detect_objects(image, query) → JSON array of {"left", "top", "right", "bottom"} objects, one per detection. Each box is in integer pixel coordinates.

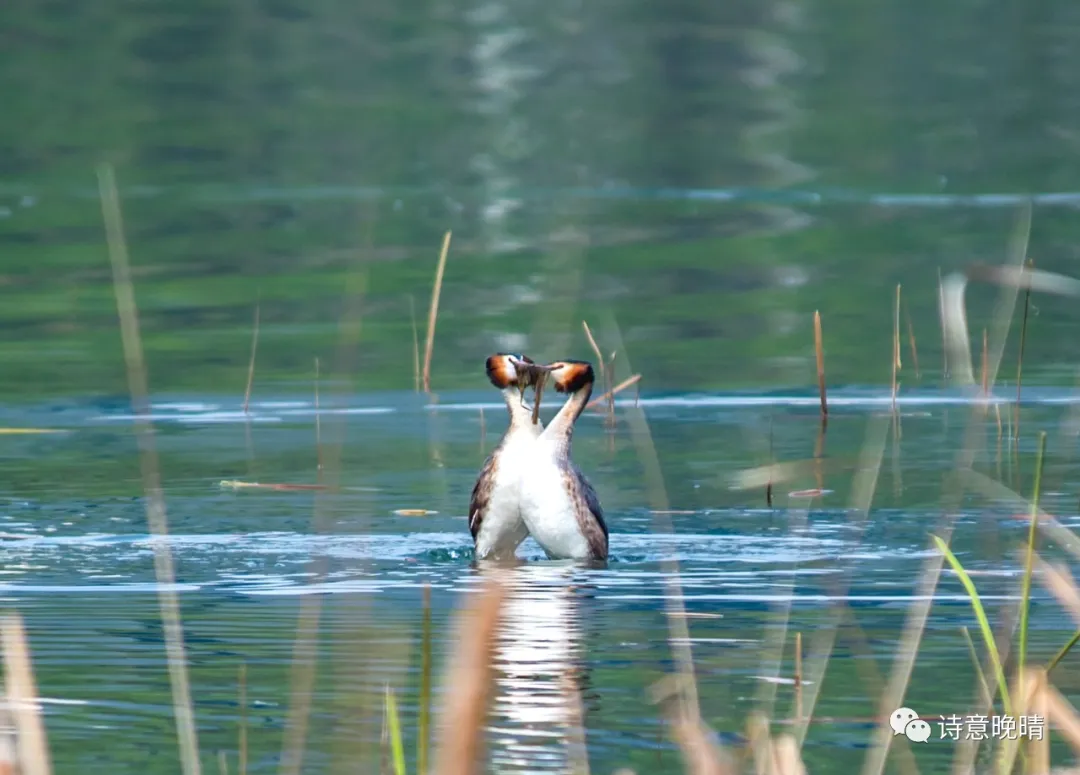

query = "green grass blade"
[
  {"left": 1018, "top": 431, "right": 1047, "bottom": 685},
  {"left": 932, "top": 534, "right": 1012, "bottom": 717},
  {"left": 960, "top": 627, "right": 992, "bottom": 707},
  {"left": 1046, "top": 629, "right": 1080, "bottom": 674},
  {"left": 384, "top": 685, "right": 406, "bottom": 775},
  {"left": 418, "top": 585, "right": 432, "bottom": 775}
]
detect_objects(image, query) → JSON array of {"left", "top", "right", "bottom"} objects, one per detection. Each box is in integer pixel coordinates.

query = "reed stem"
[
  {"left": 1018, "top": 431, "right": 1047, "bottom": 692},
  {"left": 409, "top": 295, "right": 420, "bottom": 393},
  {"left": 419, "top": 584, "right": 432, "bottom": 775},
  {"left": 243, "top": 301, "right": 260, "bottom": 414},
  {"left": 98, "top": 162, "right": 203, "bottom": 775},
  {"left": 814, "top": 310, "right": 827, "bottom": 426},
  {"left": 238, "top": 662, "right": 248, "bottom": 775},
  {"left": 903, "top": 298, "right": 920, "bottom": 380},
  {"left": 422, "top": 232, "right": 452, "bottom": 393},
  {"left": 1015, "top": 258, "right": 1034, "bottom": 446},
  {"left": 891, "top": 284, "right": 901, "bottom": 409}
]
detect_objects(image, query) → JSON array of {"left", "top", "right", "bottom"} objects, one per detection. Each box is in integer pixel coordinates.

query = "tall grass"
[{"left": 98, "top": 162, "right": 203, "bottom": 775}]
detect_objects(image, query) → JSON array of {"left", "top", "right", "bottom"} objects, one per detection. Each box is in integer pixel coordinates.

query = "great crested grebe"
[
  {"left": 518, "top": 359, "right": 608, "bottom": 562},
  {"left": 469, "top": 353, "right": 545, "bottom": 560}
]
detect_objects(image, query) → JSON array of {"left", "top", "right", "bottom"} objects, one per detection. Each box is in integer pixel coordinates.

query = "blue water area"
[{"left": 1, "top": 388, "right": 1078, "bottom": 772}]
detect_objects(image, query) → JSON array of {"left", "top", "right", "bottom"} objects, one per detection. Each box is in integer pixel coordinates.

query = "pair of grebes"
[{"left": 469, "top": 354, "right": 609, "bottom": 563}]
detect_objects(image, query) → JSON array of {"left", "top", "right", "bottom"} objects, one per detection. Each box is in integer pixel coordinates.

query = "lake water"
[
  {"left": 3, "top": 390, "right": 1080, "bottom": 773},
  {"left": 5, "top": 0, "right": 1080, "bottom": 772}
]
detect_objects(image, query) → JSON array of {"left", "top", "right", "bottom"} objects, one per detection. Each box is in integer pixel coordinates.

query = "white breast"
[
  {"left": 473, "top": 432, "right": 536, "bottom": 559},
  {"left": 518, "top": 439, "right": 591, "bottom": 560}
]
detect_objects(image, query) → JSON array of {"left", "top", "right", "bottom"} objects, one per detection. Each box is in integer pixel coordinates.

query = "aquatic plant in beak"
[{"left": 511, "top": 359, "right": 553, "bottom": 425}]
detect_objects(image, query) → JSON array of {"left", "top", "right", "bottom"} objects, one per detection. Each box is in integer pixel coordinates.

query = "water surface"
[{"left": 3, "top": 389, "right": 1080, "bottom": 772}]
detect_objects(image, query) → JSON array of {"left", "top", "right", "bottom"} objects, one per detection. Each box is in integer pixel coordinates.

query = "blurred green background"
[
  {"left": 3, "top": 0, "right": 1080, "bottom": 401},
  {"left": 5, "top": 4, "right": 1080, "bottom": 774}
]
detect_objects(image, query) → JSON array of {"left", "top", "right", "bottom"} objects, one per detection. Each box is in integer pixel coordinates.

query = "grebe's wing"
[
  {"left": 468, "top": 452, "right": 498, "bottom": 540},
  {"left": 565, "top": 462, "right": 608, "bottom": 558}
]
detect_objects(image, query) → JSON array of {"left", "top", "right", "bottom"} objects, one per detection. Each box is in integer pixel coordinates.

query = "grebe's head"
[
  {"left": 485, "top": 353, "right": 536, "bottom": 390},
  {"left": 547, "top": 360, "right": 595, "bottom": 393}
]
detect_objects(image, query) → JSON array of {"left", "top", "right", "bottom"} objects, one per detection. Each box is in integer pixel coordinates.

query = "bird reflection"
[{"left": 482, "top": 561, "right": 598, "bottom": 772}]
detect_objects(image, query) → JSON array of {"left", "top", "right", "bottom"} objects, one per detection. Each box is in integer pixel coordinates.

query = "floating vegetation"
[
  {"left": 586, "top": 374, "right": 642, "bottom": 412},
  {"left": 219, "top": 480, "right": 328, "bottom": 492}
]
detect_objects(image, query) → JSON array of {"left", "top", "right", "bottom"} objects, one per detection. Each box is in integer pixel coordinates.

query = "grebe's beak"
[{"left": 510, "top": 361, "right": 553, "bottom": 424}]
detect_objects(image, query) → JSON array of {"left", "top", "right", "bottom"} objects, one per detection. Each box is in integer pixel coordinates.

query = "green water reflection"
[{"left": 4, "top": 0, "right": 1080, "bottom": 772}]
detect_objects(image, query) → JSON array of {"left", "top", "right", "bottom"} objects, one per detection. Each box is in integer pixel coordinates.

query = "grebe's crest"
[
  {"left": 549, "top": 360, "right": 594, "bottom": 393},
  {"left": 486, "top": 353, "right": 535, "bottom": 389}
]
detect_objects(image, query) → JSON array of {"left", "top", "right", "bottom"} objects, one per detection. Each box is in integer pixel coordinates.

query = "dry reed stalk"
[
  {"left": 605, "top": 351, "right": 617, "bottom": 430},
  {"left": 771, "top": 735, "right": 808, "bottom": 775},
  {"left": 938, "top": 267, "right": 949, "bottom": 379},
  {"left": 562, "top": 671, "right": 591, "bottom": 775},
  {"left": 793, "top": 632, "right": 803, "bottom": 726},
  {"left": 379, "top": 695, "right": 389, "bottom": 774},
  {"left": 586, "top": 374, "right": 642, "bottom": 411},
  {"left": 903, "top": 298, "right": 920, "bottom": 379},
  {"left": 837, "top": 605, "right": 923, "bottom": 775},
  {"left": 891, "top": 284, "right": 901, "bottom": 409},
  {"left": 283, "top": 265, "right": 368, "bottom": 773},
  {"left": 813, "top": 311, "right": 827, "bottom": 425},
  {"left": 796, "top": 417, "right": 889, "bottom": 750},
  {"left": 602, "top": 318, "right": 702, "bottom": 721},
  {"left": 877, "top": 208, "right": 1032, "bottom": 775},
  {"left": 963, "top": 467, "right": 1080, "bottom": 560},
  {"left": 409, "top": 295, "right": 420, "bottom": 393},
  {"left": 422, "top": 232, "right": 452, "bottom": 393},
  {"left": 243, "top": 301, "right": 260, "bottom": 414},
  {"left": 315, "top": 357, "right": 322, "bottom": 478},
  {"left": 1030, "top": 669, "right": 1051, "bottom": 773},
  {"left": 890, "top": 409, "right": 903, "bottom": 498},
  {"left": 238, "top": 662, "right": 248, "bottom": 775},
  {"left": 479, "top": 407, "right": 486, "bottom": 456},
  {"left": 278, "top": 587, "right": 324, "bottom": 775},
  {"left": 98, "top": 163, "right": 202, "bottom": 775},
  {"left": 1015, "top": 257, "right": 1034, "bottom": 447},
  {"left": 432, "top": 576, "right": 506, "bottom": 775},
  {"left": 582, "top": 321, "right": 617, "bottom": 427},
  {"left": 1, "top": 614, "right": 51, "bottom": 775},
  {"left": 993, "top": 665, "right": 1042, "bottom": 775},
  {"left": 582, "top": 320, "right": 605, "bottom": 383},
  {"left": 981, "top": 329, "right": 989, "bottom": 399},
  {"left": 1033, "top": 556, "right": 1080, "bottom": 626},
  {"left": 813, "top": 421, "right": 825, "bottom": 494},
  {"left": 729, "top": 458, "right": 855, "bottom": 491},
  {"left": 1045, "top": 681, "right": 1080, "bottom": 757},
  {"left": 418, "top": 584, "right": 433, "bottom": 775},
  {"left": 861, "top": 556, "right": 949, "bottom": 775},
  {"left": 753, "top": 492, "right": 813, "bottom": 720},
  {"left": 767, "top": 415, "right": 774, "bottom": 508},
  {"left": 217, "top": 751, "right": 230, "bottom": 775},
  {"left": 0, "top": 700, "right": 15, "bottom": 775},
  {"left": 667, "top": 709, "right": 734, "bottom": 775},
  {"left": 746, "top": 713, "right": 773, "bottom": 775}
]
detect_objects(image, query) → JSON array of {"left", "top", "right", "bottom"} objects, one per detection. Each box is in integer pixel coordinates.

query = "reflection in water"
[{"left": 487, "top": 562, "right": 595, "bottom": 772}]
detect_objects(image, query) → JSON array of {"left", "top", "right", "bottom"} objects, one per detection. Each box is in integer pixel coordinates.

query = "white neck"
[
  {"left": 501, "top": 387, "right": 533, "bottom": 430},
  {"left": 541, "top": 382, "right": 593, "bottom": 456}
]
